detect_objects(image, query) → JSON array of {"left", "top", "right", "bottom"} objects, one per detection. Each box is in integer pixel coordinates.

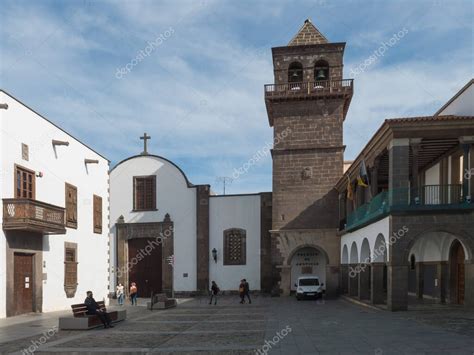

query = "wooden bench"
[
  {"left": 147, "top": 293, "right": 177, "bottom": 310},
  {"left": 59, "top": 301, "right": 126, "bottom": 330}
]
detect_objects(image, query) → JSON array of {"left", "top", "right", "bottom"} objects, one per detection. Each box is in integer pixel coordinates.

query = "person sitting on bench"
[{"left": 84, "top": 291, "right": 114, "bottom": 329}]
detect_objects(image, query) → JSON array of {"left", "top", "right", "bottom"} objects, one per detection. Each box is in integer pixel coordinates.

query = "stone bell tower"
[{"left": 264, "top": 19, "right": 353, "bottom": 296}]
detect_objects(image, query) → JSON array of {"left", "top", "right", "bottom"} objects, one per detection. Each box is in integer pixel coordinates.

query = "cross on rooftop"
[{"left": 140, "top": 133, "right": 151, "bottom": 155}]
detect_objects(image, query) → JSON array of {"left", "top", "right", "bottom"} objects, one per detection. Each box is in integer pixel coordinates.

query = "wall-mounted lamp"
[
  {"left": 36, "top": 171, "right": 44, "bottom": 178},
  {"left": 211, "top": 248, "right": 217, "bottom": 263},
  {"left": 0, "top": 103, "right": 8, "bottom": 110}
]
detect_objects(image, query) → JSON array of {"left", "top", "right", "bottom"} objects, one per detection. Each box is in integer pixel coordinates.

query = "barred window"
[
  {"left": 65, "top": 183, "right": 77, "bottom": 229},
  {"left": 93, "top": 195, "right": 102, "bottom": 234},
  {"left": 133, "top": 176, "right": 156, "bottom": 211},
  {"left": 223, "top": 228, "right": 246, "bottom": 265}
]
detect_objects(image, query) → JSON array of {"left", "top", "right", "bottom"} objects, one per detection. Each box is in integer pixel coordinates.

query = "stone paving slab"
[{"left": 1, "top": 297, "right": 474, "bottom": 354}]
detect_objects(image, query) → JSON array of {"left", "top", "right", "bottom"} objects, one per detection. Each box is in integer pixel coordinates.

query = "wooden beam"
[
  {"left": 52, "top": 139, "right": 69, "bottom": 146},
  {"left": 84, "top": 159, "right": 99, "bottom": 164}
]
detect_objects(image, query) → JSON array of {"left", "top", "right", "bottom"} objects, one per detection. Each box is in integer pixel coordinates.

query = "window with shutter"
[
  {"left": 223, "top": 228, "right": 246, "bottom": 265},
  {"left": 15, "top": 165, "right": 35, "bottom": 199},
  {"left": 65, "top": 183, "right": 78, "bottom": 228},
  {"left": 64, "top": 242, "right": 78, "bottom": 298},
  {"left": 93, "top": 195, "right": 102, "bottom": 234},
  {"left": 133, "top": 176, "right": 156, "bottom": 211}
]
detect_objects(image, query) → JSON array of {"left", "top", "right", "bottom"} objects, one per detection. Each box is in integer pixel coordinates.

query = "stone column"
[
  {"left": 371, "top": 262, "right": 385, "bottom": 304},
  {"left": 370, "top": 157, "right": 380, "bottom": 198},
  {"left": 348, "top": 264, "right": 359, "bottom": 297},
  {"left": 325, "top": 264, "right": 340, "bottom": 299},
  {"left": 410, "top": 139, "right": 421, "bottom": 203},
  {"left": 196, "top": 185, "right": 210, "bottom": 294},
  {"left": 279, "top": 265, "right": 292, "bottom": 296},
  {"left": 434, "top": 262, "right": 447, "bottom": 304},
  {"left": 416, "top": 262, "right": 424, "bottom": 299},
  {"left": 470, "top": 144, "right": 474, "bottom": 198},
  {"left": 387, "top": 265, "right": 408, "bottom": 311},
  {"left": 341, "top": 264, "right": 349, "bottom": 294},
  {"left": 461, "top": 143, "right": 471, "bottom": 201},
  {"left": 389, "top": 139, "right": 410, "bottom": 207},
  {"left": 115, "top": 221, "right": 128, "bottom": 290},
  {"left": 358, "top": 264, "right": 370, "bottom": 300}
]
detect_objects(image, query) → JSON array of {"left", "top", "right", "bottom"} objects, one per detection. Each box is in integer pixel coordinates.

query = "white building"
[
  {"left": 109, "top": 152, "right": 271, "bottom": 296},
  {"left": 0, "top": 90, "right": 110, "bottom": 318}
]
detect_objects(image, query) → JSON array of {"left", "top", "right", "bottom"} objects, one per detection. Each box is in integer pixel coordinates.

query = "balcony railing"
[
  {"left": 345, "top": 184, "right": 471, "bottom": 231},
  {"left": 264, "top": 79, "right": 353, "bottom": 99},
  {"left": 2, "top": 198, "right": 66, "bottom": 234}
]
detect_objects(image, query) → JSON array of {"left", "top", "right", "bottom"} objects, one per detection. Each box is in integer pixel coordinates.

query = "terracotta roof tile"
[{"left": 288, "top": 19, "right": 328, "bottom": 46}]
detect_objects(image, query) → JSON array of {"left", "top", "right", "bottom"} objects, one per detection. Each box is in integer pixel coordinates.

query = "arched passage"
[
  {"left": 373, "top": 234, "right": 387, "bottom": 262},
  {"left": 288, "top": 246, "right": 328, "bottom": 292},
  {"left": 350, "top": 242, "right": 358, "bottom": 264},
  {"left": 341, "top": 245, "right": 349, "bottom": 264},
  {"left": 371, "top": 233, "right": 387, "bottom": 305},
  {"left": 404, "top": 231, "right": 471, "bottom": 308},
  {"left": 358, "top": 239, "right": 371, "bottom": 300},
  {"left": 348, "top": 242, "right": 359, "bottom": 296},
  {"left": 341, "top": 245, "right": 349, "bottom": 294}
]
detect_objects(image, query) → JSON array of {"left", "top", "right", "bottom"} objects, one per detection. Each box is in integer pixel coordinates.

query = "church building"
[
  {"left": 109, "top": 148, "right": 272, "bottom": 296},
  {"left": 109, "top": 20, "right": 473, "bottom": 311}
]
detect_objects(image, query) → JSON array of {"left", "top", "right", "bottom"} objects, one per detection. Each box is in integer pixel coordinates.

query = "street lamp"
[{"left": 211, "top": 248, "right": 217, "bottom": 263}]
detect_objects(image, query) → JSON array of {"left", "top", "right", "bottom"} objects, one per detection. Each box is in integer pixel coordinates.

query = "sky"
[{"left": 1, "top": 0, "right": 472, "bottom": 194}]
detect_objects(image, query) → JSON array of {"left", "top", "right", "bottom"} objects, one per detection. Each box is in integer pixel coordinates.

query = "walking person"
[
  {"left": 130, "top": 282, "right": 138, "bottom": 306},
  {"left": 209, "top": 281, "right": 219, "bottom": 305},
  {"left": 243, "top": 279, "right": 252, "bottom": 304},
  {"left": 239, "top": 279, "right": 246, "bottom": 304},
  {"left": 116, "top": 283, "right": 124, "bottom": 306}
]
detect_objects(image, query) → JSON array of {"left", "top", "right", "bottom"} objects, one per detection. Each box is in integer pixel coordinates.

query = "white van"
[{"left": 294, "top": 276, "right": 324, "bottom": 300}]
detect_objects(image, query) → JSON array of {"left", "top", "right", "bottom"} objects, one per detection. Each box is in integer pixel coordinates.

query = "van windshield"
[{"left": 299, "top": 278, "right": 319, "bottom": 286}]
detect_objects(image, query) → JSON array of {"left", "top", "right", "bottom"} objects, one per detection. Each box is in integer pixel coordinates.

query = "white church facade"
[
  {"left": 109, "top": 152, "right": 272, "bottom": 296},
  {"left": 0, "top": 90, "right": 110, "bottom": 318}
]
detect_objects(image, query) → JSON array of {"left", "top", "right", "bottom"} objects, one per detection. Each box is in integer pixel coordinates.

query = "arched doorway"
[
  {"left": 128, "top": 238, "right": 162, "bottom": 298},
  {"left": 290, "top": 247, "right": 327, "bottom": 291},
  {"left": 449, "top": 240, "right": 465, "bottom": 304}
]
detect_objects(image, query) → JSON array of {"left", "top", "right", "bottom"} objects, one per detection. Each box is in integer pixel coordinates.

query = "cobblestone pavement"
[{"left": 0, "top": 296, "right": 473, "bottom": 354}]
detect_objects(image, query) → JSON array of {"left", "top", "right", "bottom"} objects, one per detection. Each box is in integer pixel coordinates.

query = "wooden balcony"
[
  {"left": 2, "top": 198, "right": 66, "bottom": 234},
  {"left": 264, "top": 79, "right": 353, "bottom": 100}
]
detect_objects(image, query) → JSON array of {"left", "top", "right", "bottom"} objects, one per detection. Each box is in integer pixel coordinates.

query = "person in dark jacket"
[
  {"left": 209, "top": 281, "right": 219, "bottom": 305},
  {"left": 84, "top": 291, "right": 113, "bottom": 328},
  {"left": 239, "top": 279, "right": 246, "bottom": 304},
  {"left": 243, "top": 279, "right": 251, "bottom": 304}
]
